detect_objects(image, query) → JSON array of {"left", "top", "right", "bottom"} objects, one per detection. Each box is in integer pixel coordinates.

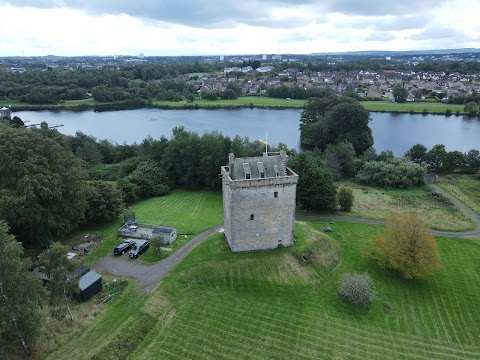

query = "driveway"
[{"left": 94, "top": 225, "right": 223, "bottom": 292}]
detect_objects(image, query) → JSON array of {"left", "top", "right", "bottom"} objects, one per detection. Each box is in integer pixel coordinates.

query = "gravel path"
[
  {"left": 95, "top": 184, "right": 479, "bottom": 292},
  {"left": 94, "top": 225, "right": 223, "bottom": 292}
]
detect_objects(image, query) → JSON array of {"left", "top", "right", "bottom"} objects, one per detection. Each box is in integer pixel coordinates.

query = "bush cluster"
[
  {"left": 338, "top": 272, "right": 375, "bottom": 308},
  {"left": 355, "top": 160, "right": 425, "bottom": 189}
]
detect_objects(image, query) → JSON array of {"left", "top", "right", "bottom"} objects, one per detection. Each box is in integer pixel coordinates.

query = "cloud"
[
  {"left": 2, "top": 0, "right": 441, "bottom": 29},
  {"left": 365, "top": 32, "right": 396, "bottom": 42},
  {"left": 409, "top": 27, "right": 459, "bottom": 40}
]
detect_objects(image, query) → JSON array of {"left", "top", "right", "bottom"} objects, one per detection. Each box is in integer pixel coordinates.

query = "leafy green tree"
[
  {"left": 464, "top": 149, "right": 480, "bottom": 173},
  {"left": 327, "top": 102, "right": 373, "bottom": 154},
  {"left": 0, "top": 221, "right": 47, "bottom": 354},
  {"left": 405, "top": 144, "right": 428, "bottom": 165},
  {"left": 117, "top": 179, "right": 141, "bottom": 205},
  {"left": 372, "top": 214, "right": 440, "bottom": 279},
  {"left": 221, "top": 88, "right": 238, "bottom": 100},
  {"left": 427, "top": 144, "right": 447, "bottom": 171},
  {"left": 323, "top": 142, "right": 356, "bottom": 179},
  {"left": 338, "top": 186, "right": 354, "bottom": 211},
  {"left": 226, "top": 82, "right": 242, "bottom": 97},
  {"left": 414, "top": 89, "right": 423, "bottom": 101},
  {"left": 126, "top": 161, "right": 171, "bottom": 198},
  {"left": 300, "top": 96, "right": 372, "bottom": 155},
  {"left": 393, "top": 84, "right": 409, "bottom": 103},
  {"left": 288, "top": 152, "right": 337, "bottom": 211},
  {"left": 84, "top": 181, "right": 124, "bottom": 224},
  {"left": 0, "top": 126, "right": 87, "bottom": 245},
  {"left": 464, "top": 101, "right": 478, "bottom": 117},
  {"left": 443, "top": 151, "right": 466, "bottom": 173},
  {"left": 38, "top": 242, "right": 76, "bottom": 320}
]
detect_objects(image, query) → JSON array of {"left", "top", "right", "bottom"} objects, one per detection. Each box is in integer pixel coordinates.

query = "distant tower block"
[
  {"left": 221, "top": 150, "right": 298, "bottom": 252},
  {"left": 220, "top": 55, "right": 225, "bottom": 61},
  {"left": 0, "top": 106, "right": 11, "bottom": 119}
]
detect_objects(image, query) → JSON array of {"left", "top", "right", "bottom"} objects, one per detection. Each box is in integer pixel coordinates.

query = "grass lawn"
[
  {"left": 361, "top": 101, "right": 464, "bottom": 114},
  {"left": 437, "top": 175, "right": 480, "bottom": 214},
  {"left": 75, "top": 189, "right": 223, "bottom": 264},
  {"left": 47, "top": 220, "right": 480, "bottom": 359},
  {"left": 333, "top": 181, "right": 475, "bottom": 232}
]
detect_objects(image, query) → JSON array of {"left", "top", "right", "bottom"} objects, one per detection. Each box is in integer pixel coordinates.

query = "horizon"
[{"left": 0, "top": 1, "right": 479, "bottom": 57}]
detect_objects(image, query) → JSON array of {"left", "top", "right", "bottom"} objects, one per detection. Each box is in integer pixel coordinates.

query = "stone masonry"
[{"left": 221, "top": 150, "right": 298, "bottom": 252}]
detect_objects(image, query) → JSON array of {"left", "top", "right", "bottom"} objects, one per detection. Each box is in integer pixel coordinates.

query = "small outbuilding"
[
  {"left": 79, "top": 270, "right": 102, "bottom": 301},
  {"left": 152, "top": 226, "right": 177, "bottom": 244}
]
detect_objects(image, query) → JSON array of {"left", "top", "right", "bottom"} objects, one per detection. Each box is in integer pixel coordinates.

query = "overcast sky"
[{"left": 1, "top": 0, "right": 479, "bottom": 57}]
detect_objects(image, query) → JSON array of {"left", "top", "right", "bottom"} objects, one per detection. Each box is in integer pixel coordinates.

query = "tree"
[
  {"left": 372, "top": 214, "right": 440, "bottom": 279},
  {"left": 0, "top": 221, "right": 47, "bottom": 354},
  {"left": 322, "top": 141, "right": 356, "bottom": 179},
  {"left": 84, "top": 181, "right": 124, "bottom": 224},
  {"left": 443, "top": 151, "right": 466, "bottom": 173},
  {"left": 405, "top": 144, "right": 428, "bottom": 165},
  {"left": 338, "top": 186, "right": 354, "bottom": 211},
  {"left": 393, "top": 84, "right": 409, "bottom": 103},
  {"left": 464, "top": 149, "right": 480, "bottom": 173},
  {"left": 38, "top": 242, "right": 76, "bottom": 321},
  {"left": 464, "top": 101, "right": 478, "bottom": 117},
  {"left": 288, "top": 152, "right": 337, "bottom": 211},
  {"left": 338, "top": 272, "right": 375, "bottom": 308},
  {"left": 300, "top": 96, "right": 373, "bottom": 155},
  {"left": 427, "top": 144, "right": 447, "bottom": 171},
  {"left": 414, "top": 89, "right": 423, "bottom": 101},
  {"left": 0, "top": 126, "right": 87, "bottom": 245}
]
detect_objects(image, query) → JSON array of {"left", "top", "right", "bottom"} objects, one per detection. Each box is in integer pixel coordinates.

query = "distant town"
[{"left": 2, "top": 50, "right": 480, "bottom": 105}]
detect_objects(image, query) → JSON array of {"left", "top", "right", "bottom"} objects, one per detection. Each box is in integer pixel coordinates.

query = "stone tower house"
[{"left": 221, "top": 150, "right": 298, "bottom": 252}]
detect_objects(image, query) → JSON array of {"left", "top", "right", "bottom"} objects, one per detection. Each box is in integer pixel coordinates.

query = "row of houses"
[{"left": 184, "top": 68, "right": 480, "bottom": 100}]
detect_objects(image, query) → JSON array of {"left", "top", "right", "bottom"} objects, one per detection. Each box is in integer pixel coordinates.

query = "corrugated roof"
[{"left": 79, "top": 270, "right": 102, "bottom": 291}]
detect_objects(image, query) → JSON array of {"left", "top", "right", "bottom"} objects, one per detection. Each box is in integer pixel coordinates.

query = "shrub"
[
  {"left": 338, "top": 272, "right": 375, "bottom": 308},
  {"left": 150, "top": 236, "right": 163, "bottom": 252},
  {"left": 355, "top": 160, "right": 426, "bottom": 189},
  {"left": 445, "top": 108, "right": 452, "bottom": 116},
  {"left": 338, "top": 186, "right": 354, "bottom": 211}
]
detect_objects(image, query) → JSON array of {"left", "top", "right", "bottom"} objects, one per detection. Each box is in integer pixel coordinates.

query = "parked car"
[
  {"left": 114, "top": 241, "right": 133, "bottom": 255},
  {"left": 129, "top": 240, "right": 149, "bottom": 258}
]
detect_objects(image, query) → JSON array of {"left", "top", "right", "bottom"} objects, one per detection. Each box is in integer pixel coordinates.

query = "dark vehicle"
[
  {"left": 129, "top": 240, "right": 149, "bottom": 258},
  {"left": 114, "top": 241, "right": 133, "bottom": 255}
]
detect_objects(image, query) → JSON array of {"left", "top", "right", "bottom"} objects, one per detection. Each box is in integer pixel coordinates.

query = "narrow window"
[
  {"left": 274, "top": 191, "right": 278, "bottom": 198},
  {"left": 246, "top": 173, "right": 251, "bottom": 179},
  {"left": 250, "top": 214, "right": 254, "bottom": 220},
  {"left": 260, "top": 172, "right": 265, "bottom": 178}
]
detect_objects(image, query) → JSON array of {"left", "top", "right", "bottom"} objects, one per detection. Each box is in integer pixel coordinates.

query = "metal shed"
[{"left": 79, "top": 270, "right": 102, "bottom": 301}]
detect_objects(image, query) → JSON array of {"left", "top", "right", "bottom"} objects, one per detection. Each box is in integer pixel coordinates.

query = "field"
[
  {"left": 79, "top": 189, "right": 223, "bottom": 263},
  {"left": 361, "top": 101, "right": 464, "bottom": 114},
  {"left": 47, "top": 220, "right": 480, "bottom": 359},
  {"left": 334, "top": 182, "right": 475, "bottom": 232},
  {"left": 437, "top": 175, "right": 480, "bottom": 214}
]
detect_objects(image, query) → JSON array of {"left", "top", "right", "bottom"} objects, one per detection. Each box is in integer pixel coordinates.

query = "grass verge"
[{"left": 437, "top": 175, "right": 480, "bottom": 214}]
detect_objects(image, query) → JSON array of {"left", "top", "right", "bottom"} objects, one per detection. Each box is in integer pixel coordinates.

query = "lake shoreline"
[{"left": 7, "top": 101, "right": 469, "bottom": 116}]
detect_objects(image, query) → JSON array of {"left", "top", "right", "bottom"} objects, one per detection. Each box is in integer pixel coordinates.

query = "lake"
[{"left": 13, "top": 108, "right": 480, "bottom": 156}]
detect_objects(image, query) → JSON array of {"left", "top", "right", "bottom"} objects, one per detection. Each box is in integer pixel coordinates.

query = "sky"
[{"left": 0, "top": 0, "right": 479, "bottom": 57}]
